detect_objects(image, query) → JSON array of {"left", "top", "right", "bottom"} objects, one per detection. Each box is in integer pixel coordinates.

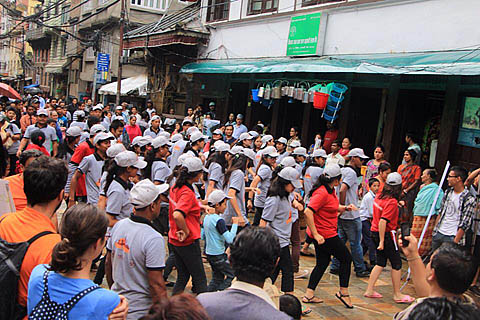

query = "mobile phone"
[{"left": 400, "top": 223, "right": 410, "bottom": 247}]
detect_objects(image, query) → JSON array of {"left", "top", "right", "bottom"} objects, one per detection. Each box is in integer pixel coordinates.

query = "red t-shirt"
[
  {"left": 306, "top": 185, "right": 339, "bottom": 239},
  {"left": 125, "top": 125, "right": 142, "bottom": 142},
  {"left": 70, "top": 140, "right": 95, "bottom": 197},
  {"left": 168, "top": 184, "right": 201, "bottom": 246},
  {"left": 25, "top": 143, "right": 50, "bottom": 156},
  {"left": 371, "top": 197, "right": 399, "bottom": 233},
  {"left": 323, "top": 129, "right": 338, "bottom": 154}
]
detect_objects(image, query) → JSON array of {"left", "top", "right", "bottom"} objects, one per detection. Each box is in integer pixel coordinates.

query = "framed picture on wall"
[{"left": 457, "top": 96, "right": 480, "bottom": 148}]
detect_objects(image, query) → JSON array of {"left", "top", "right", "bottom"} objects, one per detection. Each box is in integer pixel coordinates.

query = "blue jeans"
[
  {"left": 432, "top": 232, "right": 455, "bottom": 252},
  {"left": 207, "top": 253, "right": 235, "bottom": 292},
  {"left": 331, "top": 217, "right": 366, "bottom": 273}
]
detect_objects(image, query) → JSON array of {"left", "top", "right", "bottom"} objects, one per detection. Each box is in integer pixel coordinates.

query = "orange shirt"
[
  {"left": 4, "top": 174, "right": 27, "bottom": 212},
  {"left": 0, "top": 207, "right": 60, "bottom": 307}
]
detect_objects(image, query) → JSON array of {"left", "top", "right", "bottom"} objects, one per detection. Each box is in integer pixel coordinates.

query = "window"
[
  {"left": 62, "top": 38, "right": 67, "bottom": 56},
  {"left": 61, "top": 5, "right": 70, "bottom": 24},
  {"left": 206, "top": 0, "right": 229, "bottom": 22},
  {"left": 248, "top": 0, "right": 278, "bottom": 15},
  {"left": 131, "top": 0, "right": 165, "bottom": 10},
  {"left": 301, "top": 0, "right": 344, "bottom": 7},
  {"left": 83, "top": 0, "right": 93, "bottom": 13}
]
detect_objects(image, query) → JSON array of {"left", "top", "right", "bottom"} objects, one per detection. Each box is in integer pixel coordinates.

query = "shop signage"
[
  {"left": 96, "top": 53, "right": 110, "bottom": 84},
  {"left": 286, "top": 12, "right": 327, "bottom": 57},
  {"left": 457, "top": 96, "right": 480, "bottom": 148}
]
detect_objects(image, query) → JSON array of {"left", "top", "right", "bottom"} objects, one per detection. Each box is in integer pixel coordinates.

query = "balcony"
[{"left": 25, "top": 27, "right": 48, "bottom": 41}]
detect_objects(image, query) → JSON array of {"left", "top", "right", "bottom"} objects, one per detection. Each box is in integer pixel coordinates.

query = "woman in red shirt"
[
  {"left": 125, "top": 115, "right": 142, "bottom": 142},
  {"left": 169, "top": 157, "right": 208, "bottom": 295},
  {"left": 364, "top": 172, "right": 414, "bottom": 304},
  {"left": 303, "top": 164, "right": 357, "bottom": 309}
]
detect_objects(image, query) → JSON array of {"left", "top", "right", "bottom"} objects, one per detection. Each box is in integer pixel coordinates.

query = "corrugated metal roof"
[{"left": 125, "top": 2, "right": 201, "bottom": 38}]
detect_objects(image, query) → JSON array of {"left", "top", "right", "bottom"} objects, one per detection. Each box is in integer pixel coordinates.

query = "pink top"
[{"left": 125, "top": 125, "right": 142, "bottom": 142}]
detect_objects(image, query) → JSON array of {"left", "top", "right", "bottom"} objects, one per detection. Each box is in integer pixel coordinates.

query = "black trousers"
[
  {"left": 253, "top": 207, "right": 264, "bottom": 226},
  {"left": 8, "top": 154, "right": 17, "bottom": 176},
  {"left": 163, "top": 242, "right": 176, "bottom": 281},
  {"left": 307, "top": 236, "right": 352, "bottom": 290},
  {"left": 271, "top": 246, "right": 294, "bottom": 292},
  {"left": 172, "top": 240, "right": 207, "bottom": 295}
]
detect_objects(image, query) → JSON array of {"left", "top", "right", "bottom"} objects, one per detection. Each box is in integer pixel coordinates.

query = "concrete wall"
[{"left": 200, "top": 0, "right": 480, "bottom": 59}]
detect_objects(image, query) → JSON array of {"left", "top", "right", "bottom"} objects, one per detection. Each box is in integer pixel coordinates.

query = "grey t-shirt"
[
  {"left": 303, "top": 166, "right": 324, "bottom": 204},
  {"left": 339, "top": 166, "right": 360, "bottom": 220},
  {"left": 262, "top": 195, "right": 292, "bottom": 248},
  {"left": 5, "top": 122, "right": 21, "bottom": 154},
  {"left": 106, "top": 178, "right": 134, "bottom": 220},
  {"left": 151, "top": 160, "right": 172, "bottom": 183},
  {"left": 70, "top": 121, "right": 88, "bottom": 131},
  {"left": 78, "top": 153, "right": 104, "bottom": 205},
  {"left": 24, "top": 124, "right": 58, "bottom": 151},
  {"left": 169, "top": 139, "right": 187, "bottom": 170},
  {"left": 254, "top": 164, "right": 272, "bottom": 208},
  {"left": 208, "top": 162, "right": 224, "bottom": 190},
  {"left": 276, "top": 151, "right": 290, "bottom": 164},
  {"left": 107, "top": 217, "right": 166, "bottom": 320},
  {"left": 223, "top": 169, "right": 246, "bottom": 225},
  {"left": 143, "top": 127, "right": 163, "bottom": 139}
]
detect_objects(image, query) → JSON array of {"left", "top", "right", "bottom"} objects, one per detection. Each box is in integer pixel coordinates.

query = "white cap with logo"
[
  {"left": 261, "top": 135, "right": 273, "bottom": 148},
  {"left": 278, "top": 167, "right": 302, "bottom": 188},
  {"left": 324, "top": 164, "right": 342, "bottom": 179},
  {"left": 276, "top": 137, "right": 288, "bottom": 145},
  {"left": 190, "top": 131, "right": 206, "bottom": 143},
  {"left": 228, "top": 145, "right": 243, "bottom": 155},
  {"left": 346, "top": 148, "right": 369, "bottom": 159},
  {"left": 262, "top": 146, "right": 279, "bottom": 158},
  {"left": 207, "top": 189, "right": 231, "bottom": 206},
  {"left": 170, "top": 133, "right": 183, "bottom": 143},
  {"left": 290, "top": 140, "right": 301, "bottom": 149},
  {"left": 177, "top": 153, "right": 193, "bottom": 166},
  {"left": 386, "top": 172, "right": 402, "bottom": 186},
  {"left": 312, "top": 149, "right": 328, "bottom": 158},
  {"left": 152, "top": 136, "right": 171, "bottom": 149},
  {"left": 292, "top": 147, "right": 307, "bottom": 157},
  {"left": 238, "top": 132, "right": 252, "bottom": 141},
  {"left": 215, "top": 142, "right": 230, "bottom": 152},
  {"left": 241, "top": 148, "right": 256, "bottom": 161},
  {"left": 280, "top": 156, "right": 296, "bottom": 168},
  {"left": 182, "top": 157, "right": 207, "bottom": 173},
  {"left": 115, "top": 150, "right": 147, "bottom": 169},
  {"left": 66, "top": 126, "right": 83, "bottom": 137},
  {"left": 90, "top": 124, "right": 107, "bottom": 136},
  {"left": 130, "top": 179, "right": 169, "bottom": 209},
  {"left": 93, "top": 132, "right": 114, "bottom": 145},
  {"left": 107, "top": 143, "right": 126, "bottom": 158}
]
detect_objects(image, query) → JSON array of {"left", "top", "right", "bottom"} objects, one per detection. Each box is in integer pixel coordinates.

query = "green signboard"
[{"left": 287, "top": 12, "right": 322, "bottom": 56}]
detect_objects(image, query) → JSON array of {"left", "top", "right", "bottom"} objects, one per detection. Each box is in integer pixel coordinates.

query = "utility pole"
[
  {"left": 20, "top": 29, "right": 25, "bottom": 96},
  {"left": 91, "top": 52, "right": 97, "bottom": 102},
  {"left": 115, "top": 0, "right": 125, "bottom": 106}
]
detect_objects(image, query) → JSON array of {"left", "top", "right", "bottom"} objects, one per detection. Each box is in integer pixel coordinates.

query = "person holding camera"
[
  {"left": 364, "top": 172, "right": 414, "bottom": 304},
  {"left": 394, "top": 234, "right": 477, "bottom": 319}
]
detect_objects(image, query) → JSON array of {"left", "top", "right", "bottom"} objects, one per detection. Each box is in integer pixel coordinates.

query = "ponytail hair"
[
  {"left": 174, "top": 167, "right": 202, "bottom": 189},
  {"left": 103, "top": 162, "right": 128, "bottom": 194},
  {"left": 309, "top": 173, "right": 339, "bottom": 196},
  {"left": 224, "top": 154, "right": 247, "bottom": 187},
  {"left": 144, "top": 147, "right": 159, "bottom": 181},
  {"left": 255, "top": 154, "right": 274, "bottom": 175},
  {"left": 302, "top": 156, "right": 319, "bottom": 176},
  {"left": 50, "top": 203, "right": 108, "bottom": 273}
]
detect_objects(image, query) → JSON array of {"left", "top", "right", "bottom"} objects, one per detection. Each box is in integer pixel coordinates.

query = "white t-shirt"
[{"left": 438, "top": 191, "right": 461, "bottom": 236}]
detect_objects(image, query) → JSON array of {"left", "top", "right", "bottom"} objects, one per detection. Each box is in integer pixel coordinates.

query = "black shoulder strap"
[{"left": 27, "top": 231, "right": 54, "bottom": 245}]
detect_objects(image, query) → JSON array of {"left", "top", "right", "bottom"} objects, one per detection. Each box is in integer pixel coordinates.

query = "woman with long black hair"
[
  {"left": 144, "top": 136, "right": 172, "bottom": 184},
  {"left": 104, "top": 151, "right": 146, "bottom": 226},
  {"left": 205, "top": 142, "right": 230, "bottom": 199},
  {"left": 185, "top": 131, "right": 206, "bottom": 160},
  {"left": 251, "top": 146, "right": 278, "bottom": 226},
  {"left": 169, "top": 157, "right": 208, "bottom": 295},
  {"left": 302, "top": 149, "right": 328, "bottom": 203},
  {"left": 303, "top": 164, "right": 356, "bottom": 308}
]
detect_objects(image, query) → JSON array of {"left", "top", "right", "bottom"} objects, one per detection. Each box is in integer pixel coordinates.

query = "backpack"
[
  {"left": 0, "top": 230, "right": 53, "bottom": 320},
  {"left": 29, "top": 270, "right": 100, "bottom": 320}
]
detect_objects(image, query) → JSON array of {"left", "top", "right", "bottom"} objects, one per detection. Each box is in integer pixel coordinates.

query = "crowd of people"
[{"left": 0, "top": 95, "right": 480, "bottom": 320}]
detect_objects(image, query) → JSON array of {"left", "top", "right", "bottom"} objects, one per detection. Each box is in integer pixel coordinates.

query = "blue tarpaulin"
[{"left": 24, "top": 84, "right": 39, "bottom": 89}]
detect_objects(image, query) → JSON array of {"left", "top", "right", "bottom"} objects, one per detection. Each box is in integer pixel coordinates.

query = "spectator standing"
[
  {"left": 398, "top": 149, "right": 422, "bottom": 220},
  {"left": 20, "top": 104, "right": 37, "bottom": 134},
  {"left": 106, "top": 179, "right": 168, "bottom": 319},
  {"left": 326, "top": 140, "right": 345, "bottom": 167},
  {"left": 338, "top": 137, "right": 351, "bottom": 158},
  {"left": 1, "top": 114, "right": 21, "bottom": 175},
  {"left": 197, "top": 227, "right": 291, "bottom": 320},
  {"left": 232, "top": 114, "right": 247, "bottom": 140},
  {"left": 322, "top": 122, "right": 338, "bottom": 154},
  {"left": 287, "top": 127, "right": 300, "bottom": 152},
  {"left": 125, "top": 115, "right": 142, "bottom": 142},
  {"left": 364, "top": 145, "right": 386, "bottom": 191},
  {"left": 224, "top": 124, "right": 236, "bottom": 146},
  {"left": 144, "top": 115, "right": 163, "bottom": 138},
  {"left": 18, "top": 109, "right": 58, "bottom": 157}
]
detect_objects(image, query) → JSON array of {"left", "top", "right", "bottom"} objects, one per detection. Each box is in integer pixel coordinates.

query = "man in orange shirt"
[
  {"left": 4, "top": 149, "right": 44, "bottom": 212},
  {"left": 0, "top": 156, "right": 67, "bottom": 317},
  {"left": 19, "top": 104, "right": 37, "bottom": 134}
]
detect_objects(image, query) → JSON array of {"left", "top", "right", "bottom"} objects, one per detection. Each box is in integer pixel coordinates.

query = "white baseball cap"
[
  {"left": 262, "top": 146, "right": 279, "bottom": 158},
  {"left": 386, "top": 172, "right": 402, "bottom": 186},
  {"left": 261, "top": 135, "right": 273, "bottom": 148},
  {"left": 140, "top": 135, "right": 153, "bottom": 147},
  {"left": 90, "top": 124, "right": 107, "bottom": 136},
  {"left": 170, "top": 133, "right": 183, "bottom": 143},
  {"left": 115, "top": 151, "right": 147, "bottom": 169},
  {"left": 214, "top": 140, "right": 226, "bottom": 149},
  {"left": 106, "top": 143, "right": 126, "bottom": 158},
  {"left": 228, "top": 145, "right": 243, "bottom": 155},
  {"left": 93, "top": 132, "right": 114, "bottom": 145},
  {"left": 292, "top": 147, "right": 307, "bottom": 157},
  {"left": 276, "top": 137, "right": 288, "bottom": 145},
  {"left": 290, "top": 140, "right": 301, "bottom": 149},
  {"left": 37, "top": 109, "right": 48, "bottom": 117},
  {"left": 112, "top": 115, "right": 124, "bottom": 122},
  {"left": 346, "top": 148, "right": 369, "bottom": 159},
  {"left": 73, "top": 110, "right": 85, "bottom": 118},
  {"left": 177, "top": 153, "right": 193, "bottom": 166},
  {"left": 182, "top": 118, "right": 194, "bottom": 125},
  {"left": 324, "top": 164, "right": 342, "bottom": 179},
  {"left": 159, "top": 131, "right": 170, "bottom": 139},
  {"left": 115, "top": 105, "right": 123, "bottom": 110},
  {"left": 131, "top": 136, "right": 143, "bottom": 147},
  {"left": 280, "top": 156, "right": 296, "bottom": 168},
  {"left": 248, "top": 131, "right": 259, "bottom": 138},
  {"left": 241, "top": 148, "right": 256, "bottom": 161},
  {"left": 190, "top": 131, "right": 206, "bottom": 143},
  {"left": 186, "top": 126, "right": 199, "bottom": 136},
  {"left": 93, "top": 104, "right": 103, "bottom": 111},
  {"left": 238, "top": 132, "right": 252, "bottom": 141},
  {"left": 215, "top": 142, "right": 230, "bottom": 152},
  {"left": 66, "top": 126, "right": 82, "bottom": 137},
  {"left": 207, "top": 189, "right": 231, "bottom": 206},
  {"left": 150, "top": 115, "right": 161, "bottom": 122},
  {"left": 182, "top": 157, "right": 207, "bottom": 173},
  {"left": 130, "top": 179, "right": 169, "bottom": 209},
  {"left": 212, "top": 129, "right": 223, "bottom": 136},
  {"left": 278, "top": 167, "right": 302, "bottom": 189},
  {"left": 312, "top": 149, "right": 327, "bottom": 158},
  {"left": 152, "top": 136, "right": 171, "bottom": 149}
]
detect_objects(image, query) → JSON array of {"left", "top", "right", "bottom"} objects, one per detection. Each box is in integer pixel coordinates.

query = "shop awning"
[
  {"left": 98, "top": 74, "right": 148, "bottom": 97},
  {"left": 180, "top": 50, "right": 480, "bottom": 76},
  {"left": 45, "top": 61, "right": 68, "bottom": 74}
]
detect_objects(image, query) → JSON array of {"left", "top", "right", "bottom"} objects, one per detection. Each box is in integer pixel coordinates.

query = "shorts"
[{"left": 372, "top": 231, "right": 402, "bottom": 270}]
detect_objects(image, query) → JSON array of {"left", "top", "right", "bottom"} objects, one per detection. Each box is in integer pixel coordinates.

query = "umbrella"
[
  {"left": 25, "top": 87, "right": 42, "bottom": 94},
  {"left": 0, "top": 83, "right": 21, "bottom": 100}
]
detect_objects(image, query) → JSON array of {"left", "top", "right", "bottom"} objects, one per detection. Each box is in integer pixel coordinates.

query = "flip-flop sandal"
[
  {"left": 394, "top": 295, "right": 415, "bottom": 304},
  {"left": 364, "top": 292, "right": 383, "bottom": 298},
  {"left": 335, "top": 292, "right": 354, "bottom": 309},
  {"left": 302, "top": 305, "right": 312, "bottom": 316},
  {"left": 302, "top": 295, "right": 323, "bottom": 304},
  {"left": 300, "top": 251, "right": 315, "bottom": 257}
]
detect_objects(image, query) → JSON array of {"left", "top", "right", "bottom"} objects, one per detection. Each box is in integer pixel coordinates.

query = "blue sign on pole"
[{"left": 96, "top": 53, "right": 110, "bottom": 84}]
